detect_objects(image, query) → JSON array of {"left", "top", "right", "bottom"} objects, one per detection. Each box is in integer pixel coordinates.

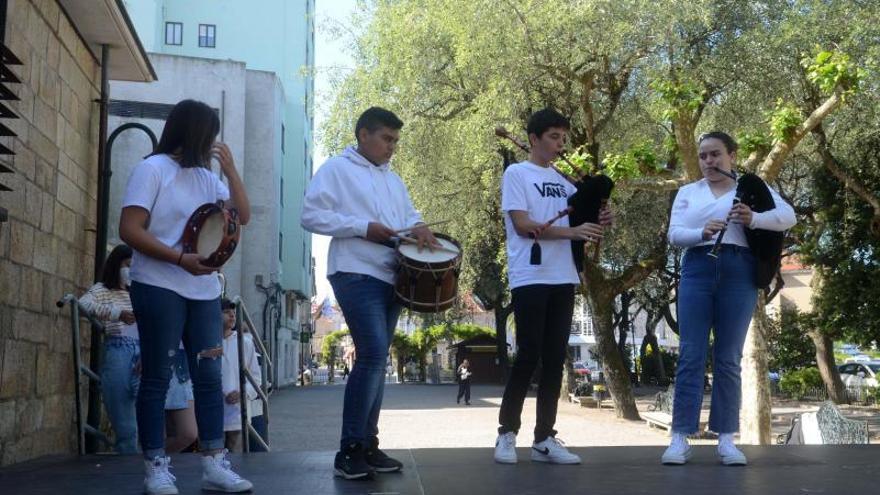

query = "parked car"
[
  {"left": 844, "top": 355, "right": 873, "bottom": 363},
  {"left": 838, "top": 362, "right": 880, "bottom": 388},
  {"left": 572, "top": 362, "right": 592, "bottom": 378}
]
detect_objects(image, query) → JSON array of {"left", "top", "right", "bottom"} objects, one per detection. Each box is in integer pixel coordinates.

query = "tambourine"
[{"left": 181, "top": 201, "right": 240, "bottom": 268}]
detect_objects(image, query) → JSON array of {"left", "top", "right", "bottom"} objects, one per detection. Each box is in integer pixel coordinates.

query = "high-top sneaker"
[
  {"left": 143, "top": 456, "right": 178, "bottom": 495},
  {"left": 530, "top": 436, "right": 581, "bottom": 464},
  {"left": 200, "top": 449, "right": 253, "bottom": 492},
  {"left": 494, "top": 432, "right": 518, "bottom": 464},
  {"left": 661, "top": 432, "right": 693, "bottom": 465},
  {"left": 717, "top": 433, "right": 747, "bottom": 466},
  {"left": 365, "top": 439, "right": 403, "bottom": 473},
  {"left": 334, "top": 443, "right": 375, "bottom": 480}
]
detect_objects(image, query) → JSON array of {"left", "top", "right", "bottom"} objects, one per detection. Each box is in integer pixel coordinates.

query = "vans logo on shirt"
[{"left": 533, "top": 182, "right": 569, "bottom": 198}]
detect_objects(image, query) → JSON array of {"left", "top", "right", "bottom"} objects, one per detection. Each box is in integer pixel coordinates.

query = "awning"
[{"left": 57, "top": 0, "right": 156, "bottom": 82}]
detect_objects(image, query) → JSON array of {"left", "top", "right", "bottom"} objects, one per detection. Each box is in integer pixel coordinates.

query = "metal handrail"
[
  {"left": 232, "top": 296, "right": 271, "bottom": 452},
  {"left": 56, "top": 294, "right": 112, "bottom": 455}
]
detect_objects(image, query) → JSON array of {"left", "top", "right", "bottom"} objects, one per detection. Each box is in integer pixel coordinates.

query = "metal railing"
[
  {"left": 232, "top": 296, "right": 272, "bottom": 452},
  {"left": 56, "top": 294, "right": 113, "bottom": 455}
]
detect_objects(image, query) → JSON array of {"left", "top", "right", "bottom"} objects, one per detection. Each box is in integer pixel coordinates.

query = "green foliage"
[
  {"left": 554, "top": 145, "right": 593, "bottom": 178},
  {"left": 321, "top": 329, "right": 350, "bottom": 365},
  {"left": 638, "top": 347, "right": 677, "bottom": 386},
  {"left": 803, "top": 49, "right": 865, "bottom": 98},
  {"left": 799, "top": 135, "right": 880, "bottom": 346},
  {"left": 602, "top": 142, "right": 663, "bottom": 182},
  {"left": 650, "top": 78, "right": 705, "bottom": 121},
  {"left": 779, "top": 367, "right": 824, "bottom": 399},
  {"left": 738, "top": 131, "right": 772, "bottom": 157},
  {"left": 767, "top": 307, "right": 816, "bottom": 372},
  {"left": 768, "top": 99, "right": 803, "bottom": 142}
]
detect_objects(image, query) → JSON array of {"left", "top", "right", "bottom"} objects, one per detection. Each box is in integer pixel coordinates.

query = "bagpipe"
[
  {"left": 495, "top": 127, "right": 614, "bottom": 271},
  {"left": 709, "top": 168, "right": 785, "bottom": 290}
]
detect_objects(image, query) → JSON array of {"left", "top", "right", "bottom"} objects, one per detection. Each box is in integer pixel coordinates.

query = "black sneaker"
[
  {"left": 365, "top": 441, "right": 403, "bottom": 473},
  {"left": 334, "top": 443, "right": 374, "bottom": 480}
]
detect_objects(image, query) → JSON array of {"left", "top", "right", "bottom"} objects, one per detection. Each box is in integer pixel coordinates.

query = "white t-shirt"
[
  {"left": 122, "top": 154, "right": 230, "bottom": 300},
  {"left": 502, "top": 161, "right": 580, "bottom": 289},
  {"left": 222, "top": 331, "right": 262, "bottom": 431}
]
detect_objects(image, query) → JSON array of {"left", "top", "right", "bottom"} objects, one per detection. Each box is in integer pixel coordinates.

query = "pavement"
[{"left": 266, "top": 380, "right": 879, "bottom": 452}]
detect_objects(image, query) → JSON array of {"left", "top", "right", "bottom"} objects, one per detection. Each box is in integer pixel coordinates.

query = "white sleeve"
[
  {"left": 402, "top": 183, "right": 424, "bottom": 228},
  {"left": 749, "top": 186, "right": 796, "bottom": 232},
  {"left": 78, "top": 284, "right": 121, "bottom": 321},
  {"left": 300, "top": 165, "right": 370, "bottom": 238},
  {"left": 122, "top": 159, "right": 161, "bottom": 212},
  {"left": 668, "top": 188, "right": 704, "bottom": 247},
  {"left": 501, "top": 168, "right": 528, "bottom": 213},
  {"left": 215, "top": 173, "right": 231, "bottom": 202}
]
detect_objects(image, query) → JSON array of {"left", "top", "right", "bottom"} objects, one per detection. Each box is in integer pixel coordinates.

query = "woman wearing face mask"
[{"left": 79, "top": 244, "right": 139, "bottom": 454}]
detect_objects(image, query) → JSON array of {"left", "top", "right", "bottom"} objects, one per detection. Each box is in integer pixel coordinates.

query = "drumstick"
[
  {"left": 395, "top": 220, "right": 451, "bottom": 234},
  {"left": 397, "top": 235, "right": 459, "bottom": 255}
]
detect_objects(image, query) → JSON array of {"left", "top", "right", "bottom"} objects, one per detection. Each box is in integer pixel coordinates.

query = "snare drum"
[
  {"left": 394, "top": 234, "right": 462, "bottom": 313},
  {"left": 181, "top": 201, "right": 240, "bottom": 268}
]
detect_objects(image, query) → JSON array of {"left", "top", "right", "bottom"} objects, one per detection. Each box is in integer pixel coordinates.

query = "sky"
[{"left": 311, "top": 0, "right": 361, "bottom": 302}]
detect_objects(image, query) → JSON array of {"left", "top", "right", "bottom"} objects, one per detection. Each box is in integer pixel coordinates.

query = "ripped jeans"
[{"left": 130, "top": 282, "right": 225, "bottom": 460}]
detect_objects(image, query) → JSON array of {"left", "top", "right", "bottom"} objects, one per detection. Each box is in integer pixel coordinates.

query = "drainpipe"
[{"left": 84, "top": 44, "right": 110, "bottom": 454}]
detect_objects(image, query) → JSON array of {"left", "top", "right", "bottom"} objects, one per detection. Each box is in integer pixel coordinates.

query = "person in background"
[
  {"left": 79, "top": 244, "right": 139, "bottom": 454},
  {"left": 220, "top": 299, "right": 262, "bottom": 452},
  {"left": 457, "top": 359, "right": 473, "bottom": 405}
]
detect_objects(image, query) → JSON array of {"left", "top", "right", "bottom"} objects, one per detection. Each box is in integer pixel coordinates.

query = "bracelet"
[{"left": 177, "top": 252, "right": 184, "bottom": 265}]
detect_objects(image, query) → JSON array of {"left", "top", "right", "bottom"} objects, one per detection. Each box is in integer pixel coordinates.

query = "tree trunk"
[
  {"left": 739, "top": 294, "right": 772, "bottom": 444},
  {"left": 586, "top": 285, "right": 641, "bottom": 420},
  {"left": 617, "top": 291, "right": 631, "bottom": 357},
  {"left": 808, "top": 329, "right": 848, "bottom": 404}
]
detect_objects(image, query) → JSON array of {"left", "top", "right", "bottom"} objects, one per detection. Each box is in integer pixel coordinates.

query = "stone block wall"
[{"left": 0, "top": 0, "right": 101, "bottom": 465}]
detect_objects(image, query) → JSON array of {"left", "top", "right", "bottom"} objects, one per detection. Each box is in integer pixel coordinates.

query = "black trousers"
[
  {"left": 457, "top": 379, "right": 471, "bottom": 403},
  {"left": 498, "top": 284, "right": 575, "bottom": 443}
]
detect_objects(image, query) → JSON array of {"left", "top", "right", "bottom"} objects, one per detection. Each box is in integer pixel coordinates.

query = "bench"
[
  {"left": 644, "top": 384, "right": 707, "bottom": 434},
  {"left": 779, "top": 401, "right": 869, "bottom": 445}
]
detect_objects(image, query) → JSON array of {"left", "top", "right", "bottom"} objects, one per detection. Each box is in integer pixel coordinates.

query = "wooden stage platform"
[{"left": 1, "top": 445, "right": 878, "bottom": 494}]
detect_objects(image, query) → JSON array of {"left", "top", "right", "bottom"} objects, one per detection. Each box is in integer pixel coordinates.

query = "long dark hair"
[
  {"left": 149, "top": 99, "right": 220, "bottom": 168},
  {"left": 101, "top": 244, "right": 133, "bottom": 290}
]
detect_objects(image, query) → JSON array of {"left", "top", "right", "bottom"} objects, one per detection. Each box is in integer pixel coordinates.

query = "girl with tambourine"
[
  {"left": 663, "top": 131, "right": 795, "bottom": 466},
  {"left": 119, "top": 99, "right": 252, "bottom": 494}
]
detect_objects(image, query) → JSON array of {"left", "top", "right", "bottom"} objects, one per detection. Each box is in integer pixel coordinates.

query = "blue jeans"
[
  {"left": 329, "top": 272, "right": 402, "bottom": 450},
  {"left": 101, "top": 337, "right": 140, "bottom": 454},
  {"left": 130, "top": 282, "right": 225, "bottom": 460},
  {"left": 672, "top": 245, "right": 758, "bottom": 434}
]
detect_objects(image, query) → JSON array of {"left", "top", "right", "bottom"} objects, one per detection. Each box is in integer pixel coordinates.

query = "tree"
[{"left": 321, "top": 0, "right": 877, "bottom": 429}]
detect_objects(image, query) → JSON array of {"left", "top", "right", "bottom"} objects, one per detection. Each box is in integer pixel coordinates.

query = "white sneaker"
[
  {"left": 661, "top": 433, "right": 693, "bottom": 465},
  {"left": 530, "top": 436, "right": 581, "bottom": 464},
  {"left": 494, "top": 432, "right": 518, "bottom": 464},
  {"left": 201, "top": 449, "right": 254, "bottom": 492},
  {"left": 718, "top": 438, "right": 747, "bottom": 466},
  {"left": 143, "top": 456, "right": 178, "bottom": 495}
]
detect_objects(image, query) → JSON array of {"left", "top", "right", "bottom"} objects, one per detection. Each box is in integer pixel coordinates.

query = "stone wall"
[{"left": 0, "top": 0, "right": 101, "bottom": 465}]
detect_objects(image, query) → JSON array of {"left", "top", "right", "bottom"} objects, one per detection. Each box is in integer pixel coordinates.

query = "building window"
[
  {"left": 279, "top": 233, "right": 283, "bottom": 261},
  {"left": 280, "top": 178, "right": 284, "bottom": 206},
  {"left": 165, "top": 22, "right": 183, "bottom": 45},
  {"left": 198, "top": 24, "right": 216, "bottom": 48},
  {"left": 281, "top": 124, "right": 285, "bottom": 153}
]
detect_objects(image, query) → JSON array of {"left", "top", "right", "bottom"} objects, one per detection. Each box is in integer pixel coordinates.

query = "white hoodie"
[{"left": 301, "top": 146, "right": 423, "bottom": 284}]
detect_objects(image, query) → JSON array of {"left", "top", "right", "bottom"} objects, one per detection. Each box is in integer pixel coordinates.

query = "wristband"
[{"left": 177, "top": 252, "right": 184, "bottom": 265}]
